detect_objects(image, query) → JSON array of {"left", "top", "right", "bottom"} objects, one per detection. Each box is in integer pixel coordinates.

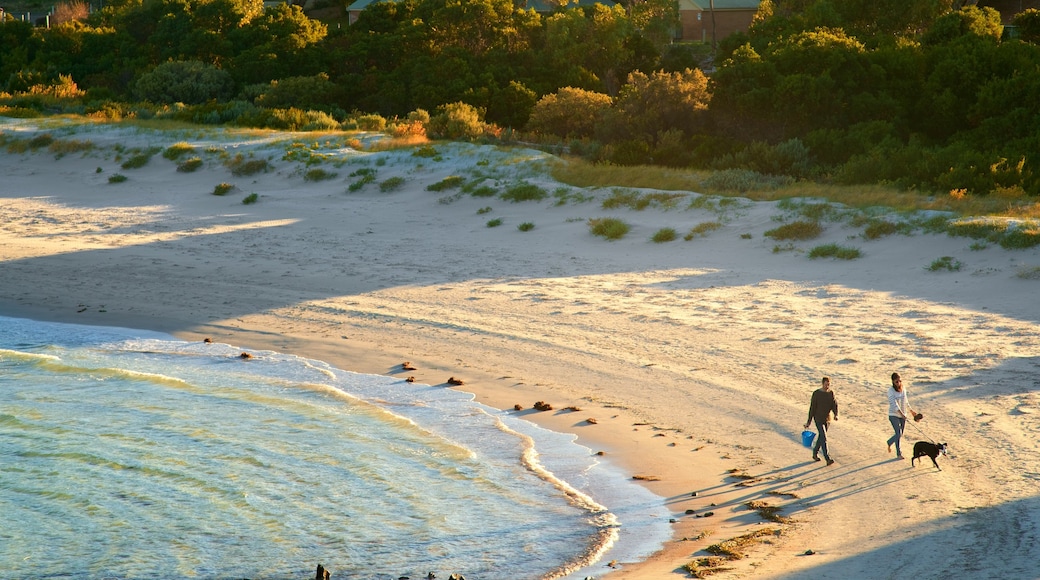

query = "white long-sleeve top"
[{"left": 888, "top": 386, "right": 910, "bottom": 418}]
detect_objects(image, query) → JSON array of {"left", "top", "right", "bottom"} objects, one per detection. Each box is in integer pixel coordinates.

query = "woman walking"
[{"left": 887, "top": 372, "right": 918, "bottom": 459}]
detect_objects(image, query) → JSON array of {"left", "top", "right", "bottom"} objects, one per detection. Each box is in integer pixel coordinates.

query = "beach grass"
[
  {"left": 427, "top": 176, "right": 465, "bottom": 191},
  {"left": 602, "top": 189, "right": 687, "bottom": 211},
  {"left": 225, "top": 154, "right": 270, "bottom": 176},
  {"left": 163, "top": 142, "right": 195, "bottom": 160},
  {"left": 518, "top": 222, "right": 535, "bottom": 231},
  {"left": 177, "top": 157, "right": 203, "bottom": 172},
  {"left": 764, "top": 220, "right": 823, "bottom": 241},
  {"left": 685, "top": 221, "right": 723, "bottom": 240},
  {"left": 242, "top": 192, "right": 259, "bottom": 204},
  {"left": 808, "top": 243, "right": 862, "bottom": 260},
  {"left": 304, "top": 168, "right": 337, "bottom": 181},
  {"left": 379, "top": 176, "right": 406, "bottom": 192},
  {"left": 212, "top": 182, "right": 234, "bottom": 196},
  {"left": 487, "top": 218, "right": 503, "bottom": 227},
  {"left": 501, "top": 182, "right": 548, "bottom": 202},
  {"left": 588, "top": 217, "right": 630, "bottom": 240},
  {"left": 651, "top": 227, "right": 677, "bottom": 243},
  {"left": 927, "top": 256, "right": 962, "bottom": 271}
]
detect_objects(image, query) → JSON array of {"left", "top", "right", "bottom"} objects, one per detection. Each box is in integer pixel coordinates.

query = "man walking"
[{"left": 805, "top": 376, "right": 839, "bottom": 465}]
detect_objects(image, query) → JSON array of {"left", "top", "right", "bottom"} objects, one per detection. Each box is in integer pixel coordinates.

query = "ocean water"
[{"left": 0, "top": 316, "right": 670, "bottom": 580}]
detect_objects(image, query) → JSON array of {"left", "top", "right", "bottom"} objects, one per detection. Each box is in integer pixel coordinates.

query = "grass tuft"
[
  {"left": 651, "top": 227, "right": 677, "bottom": 243},
  {"left": 927, "top": 256, "right": 961, "bottom": 271},
  {"left": 427, "top": 176, "right": 466, "bottom": 191},
  {"left": 213, "top": 183, "right": 234, "bottom": 196},
  {"left": 226, "top": 154, "right": 269, "bottom": 176},
  {"left": 379, "top": 176, "right": 406, "bottom": 192},
  {"left": 685, "top": 221, "right": 723, "bottom": 240},
  {"left": 163, "top": 142, "right": 195, "bottom": 160},
  {"left": 588, "top": 217, "right": 630, "bottom": 240},
  {"left": 108, "top": 173, "right": 127, "bottom": 183},
  {"left": 808, "top": 243, "right": 861, "bottom": 260},
  {"left": 242, "top": 192, "right": 259, "bottom": 205},
  {"left": 486, "top": 218, "right": 503, "bottom": 228},
  {"left": 518, "top": 222, "right": 535, "bottom": 232},
  {"left": 764, "top": 220, "right": 823, "bottom": 241},
  {"left": 177, "top": 157, "right": 203, "bottom": 172},
  {"left": 304, "top": 168, "right": 337, "bottom": 182},
  {"left": 501, "top": 182, "right": 548, "bottom": 202}
]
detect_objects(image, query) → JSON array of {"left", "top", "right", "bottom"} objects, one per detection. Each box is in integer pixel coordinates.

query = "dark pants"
[{"left": 813, "top": 419, "right": 830, "bottom": 460}]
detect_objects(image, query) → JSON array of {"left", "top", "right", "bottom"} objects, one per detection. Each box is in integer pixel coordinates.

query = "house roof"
[
  {"left": 347, "top": 0, "right": 385, "bottom": 11},
  {"left": 680, "top": 0, "right": 760, "bottom": 10}
]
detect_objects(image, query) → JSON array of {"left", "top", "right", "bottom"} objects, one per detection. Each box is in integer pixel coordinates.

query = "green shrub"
[
  {"left": 427, "top": 176, "right": 465, "bottom": 191},
  {"left": 518, "top": 222, "right": 535, "bottom": 232},
  {"left": 588, "top": 217, "right": 631, "bottom": 240},
  {"left": 254, "top": 73, "right": 338, "bottom": 110},
  {"left": 741, "top": 233, "right": 753, "bottom": 239},
  {"left": 477, "top": 206, "right": 493, "bottom": 214},
  {"left": 226, "top": 155, "right": 269, "bottom": 176},
  {"left": 947, "top": 219, "right": 1007, "bottom": 240},
  {"left": 764, "top": 221, "right": 823, "bottom": 241},
  {"left": 927, "top": 256, "right": 962, "bottom": 271},
  {"left": 412, "top": 145, "right": 439, "bottom": 158},
  {"left": 304, "top": 168, "right": 337, "bottom": 182},
  {"left": 487, "top": 218, "right": 503, "bottom": 227},
  {"left": 177, "top": 157, "right": 203, "bottom": 172},
  {"left": 29, "top": 134, "right": 55, "bottom": 149},
  {"left": 213, "top": 183, "right": 234, "bottom": 195},
  {"left": 501, "top": 182, "right": 547, "bottom": 202},
  {"left": 470, "top": 185, "right": 497, "bottom": 197},
  {"left": 108, "top": 173, "right": 127, "bottom": 183},
  {"left": 1000, "top": 227, "right": 1040, "bottom": 249},
  {"left": 134, "top": 60, "right": 234, "bottom": 105},
  {"left": 242, "top": 192, "right": 259, "bottom": 205},
  {"left": 651, "top": 228, "right": 677, "bottom": 243},
  {"left": 121, "top": 153, "right": 153, "bottom": 169},
  {"left": 163, "top": 142, "right": 195, "bottom": 160},
  {"left": 809, "top": 243, "right": 862, "bottom": 260},
  {"left": 427, "top": 102, "right": 487, "bottom": 140},
  {"left": 685, "top": 221, "right": 722, "bottom": 240},
  {"left": 380, "top": 176, "right": 405, "bottom": 192},
  {"left": 863, "top": 220, "right": 903, "bottom": 240},
  {"left": 355, "top": 114, "right": 387, "bottom": 131}
]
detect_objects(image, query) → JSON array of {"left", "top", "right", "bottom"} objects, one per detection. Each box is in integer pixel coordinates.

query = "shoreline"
[
  {"left": 4, "top": 119, "right": 1040, "bottom": 578},
  {"left": 0, "top": 304, "right": 721, "bottom": 578}
]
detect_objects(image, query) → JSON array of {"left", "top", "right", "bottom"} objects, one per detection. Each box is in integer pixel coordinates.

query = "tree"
[
  {"left": 525, "top": 86, "right": 612, "bottom": 138},
  {"left": 601, "top": 68, "right": 711, "bottom": 144}
]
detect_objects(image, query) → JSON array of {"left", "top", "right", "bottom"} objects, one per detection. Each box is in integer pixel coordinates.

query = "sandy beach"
[{"left": 3, "top": 118, "right": 1040, "bottom": 578}]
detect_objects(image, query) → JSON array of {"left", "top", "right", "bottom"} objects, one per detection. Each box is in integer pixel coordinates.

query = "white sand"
[{"left": 3, "top": 118, "right": 1040, "bottom": 578}]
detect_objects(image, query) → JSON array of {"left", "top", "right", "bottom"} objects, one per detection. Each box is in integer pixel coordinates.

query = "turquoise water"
[{"left": 0, "top": 316, "right": 669, "bottom": 579}]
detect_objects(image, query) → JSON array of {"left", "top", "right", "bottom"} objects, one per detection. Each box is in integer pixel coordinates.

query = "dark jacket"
[{"left": 807, "top": 388, "right": 838, "bottom": 425}]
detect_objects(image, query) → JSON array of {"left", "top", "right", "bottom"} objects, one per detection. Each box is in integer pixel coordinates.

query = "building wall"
[{"left": 678, "top": 9, "right": 756, "bottom": 42}]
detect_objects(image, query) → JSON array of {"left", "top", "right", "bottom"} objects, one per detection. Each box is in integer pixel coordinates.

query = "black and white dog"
[{"left": 911, "top": 441, "right": 948, "bottom": 471}]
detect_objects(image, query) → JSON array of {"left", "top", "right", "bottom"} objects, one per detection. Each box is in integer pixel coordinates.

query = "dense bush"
[
  {"left": 525, "top": 87, "right": 612, "bottom": 140},
  {"left": 427, "top": 102, "right": 488, "bottom": 140},
  {"left": 134, "top": 61, "right": 234, "bottom": 105}
]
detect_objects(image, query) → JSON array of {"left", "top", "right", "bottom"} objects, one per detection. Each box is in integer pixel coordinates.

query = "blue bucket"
[{"left": 801, "top": 430, "right": 816, "bottom": 448}]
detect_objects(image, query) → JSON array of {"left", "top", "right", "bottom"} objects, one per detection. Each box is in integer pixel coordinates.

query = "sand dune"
[{"left": 2, "top": 118, "right": 1040, "bottom": 578}]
